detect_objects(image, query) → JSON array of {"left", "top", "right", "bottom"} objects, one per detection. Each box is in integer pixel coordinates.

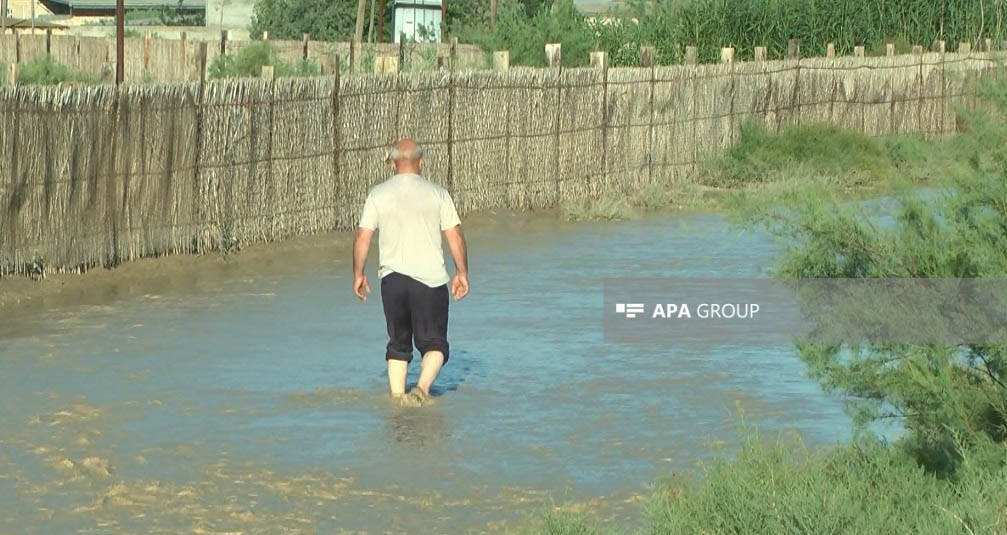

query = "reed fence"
[
  {"left": 0, "top": 31, "right": 488, "bottom": 83},
  {"left": 1, "top": 48, "right": 1004, "bottom": 276}
]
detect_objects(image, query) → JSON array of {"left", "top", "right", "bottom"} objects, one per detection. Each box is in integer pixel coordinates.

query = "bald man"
[{"left": 352, "top": 139, "right": 470, "bottom": 407}]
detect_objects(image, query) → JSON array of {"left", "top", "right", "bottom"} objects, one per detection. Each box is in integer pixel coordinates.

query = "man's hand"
[
  {"left": 451, "top": 272, "right": 469, "bottom": 301},
  {"left": 353, "top": 274, "right": 371, "bottom": 301}
]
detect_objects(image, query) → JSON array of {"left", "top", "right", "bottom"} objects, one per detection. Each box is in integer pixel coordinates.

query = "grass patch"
[
  {"left": 17, "top": 56, "right": 97, "bottom": 85},
  {"left": 649, "top": 435, "right": 1007, "bottom": 534},
  {"left": 209, "top": 41, "right": 319, "bottom": 79}
]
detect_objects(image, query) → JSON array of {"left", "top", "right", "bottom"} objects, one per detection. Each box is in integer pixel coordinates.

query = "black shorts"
[{"left": 380, "top": 272, "right": 450, "bottom": 364}]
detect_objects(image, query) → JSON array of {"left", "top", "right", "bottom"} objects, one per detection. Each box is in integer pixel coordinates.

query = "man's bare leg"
[
  {"left": 415, "top": 350, "right": 445, "bottom": 395},
  {"left": 387, "top": 359, "right": 408, "bottom": 396}
]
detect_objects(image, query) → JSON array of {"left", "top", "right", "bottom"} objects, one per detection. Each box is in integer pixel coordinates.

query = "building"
[
  {"left": 392, "top": 0, "right": 440, "bottom": 43},
  {"left": 38, "top": 0, "right": 203, "bottom": 17}
]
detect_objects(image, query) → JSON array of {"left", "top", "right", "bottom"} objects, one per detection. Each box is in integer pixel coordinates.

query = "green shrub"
[
  {"left": 208, "top": 42, "right": 320, "bottom": 79},
  {"left": 17, "top": 56, "right": 97, "bottom": 85},
  {"left": 736, "top": 79, "right": 1007, "bottom": 476}
]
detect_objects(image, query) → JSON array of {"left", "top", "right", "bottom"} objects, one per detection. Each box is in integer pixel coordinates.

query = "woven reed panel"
[
  {"left": 337, "top": 73, "right": 399, "bottom": 230},
  {"left": 689, "top": 63, "right": 734, "bottom": 163},
  {"left": 605, "top": 67, "right": 650, "bottom": 195},
  {"left": 448, "top": 70, "right": 504, "bottom": 213},
  {"left": 14, "top": 34, "right": 46, "bottom": 64},
  {"left": 268, "top": 77, "right": 337, "bottom": 236},
  {"left": 556, "top": 68, "right": 603, "bottom": 200},
  {"left": 77, "top": 38, "right": 111, "bottom": 80},
  {"left": 113, "top": 83, "right": 201, "bottom": 260},
  {"left": 796, "top": 59, "right": 839, "bottom": 126},
  {"left": 0, "top": 85, "right": 118, "bottom": 273},
  {"left": 394, "top": 71, "right": 449, "bottom": 192},
  {"left": 652, "top": 65, "right": 696, "bottom": 186},
  {"left": 732, "top": 61, "right": 776, "bottom": 130},
  {"left": 505, "top": 69, "right": 561, "bottom": 208},
  {"left": 197, "top": 79, "right": 275, "bottom": 248}
]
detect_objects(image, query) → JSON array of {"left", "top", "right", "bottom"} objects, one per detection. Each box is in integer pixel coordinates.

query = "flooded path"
[{"left": 0, "top": 209, "right": 850, "bottom": 532}]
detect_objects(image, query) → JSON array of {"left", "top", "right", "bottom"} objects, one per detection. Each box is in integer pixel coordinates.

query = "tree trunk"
[{"left": 354, "top": 0, "right": 367, "bottom": 44}]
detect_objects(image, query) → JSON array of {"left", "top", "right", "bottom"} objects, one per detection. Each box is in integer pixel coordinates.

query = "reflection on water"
[{"left": 0, "top": 209, "right": 851, "bottom": 532}]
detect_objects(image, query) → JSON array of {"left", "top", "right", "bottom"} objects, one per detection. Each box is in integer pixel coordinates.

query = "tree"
[{"left": 250, "top": 0, "right": 393, "bottom": 41}]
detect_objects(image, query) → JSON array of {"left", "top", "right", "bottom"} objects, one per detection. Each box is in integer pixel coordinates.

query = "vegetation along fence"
[
  {"left": 0, "top": 45, "right": 1004, "bottom": 276},
  {"left": 0, "top": 32, "right": 488, "bottom": 83}
]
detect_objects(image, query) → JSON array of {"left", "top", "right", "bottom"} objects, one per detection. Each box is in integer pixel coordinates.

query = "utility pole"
[
  {"left": 354, "top": 0, "right": 366, "bottom": 44},
  {"left": 116, "top": 0, "right": 124, "bottom": 83},
  {"left": 376, "top": 0, "right": 385, "bottom": 43},
  {"left": 440, "top": 0, "right": 446, "bottom": 42}
]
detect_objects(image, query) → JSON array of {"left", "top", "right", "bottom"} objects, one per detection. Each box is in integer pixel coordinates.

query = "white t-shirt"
[{"left": 358, "top": 174, "right": 462, "bottom": 288}]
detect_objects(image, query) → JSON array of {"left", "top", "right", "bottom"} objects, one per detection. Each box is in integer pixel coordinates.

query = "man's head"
[{"left": 388, "top": 139, "right": 424, "bottom": 174}]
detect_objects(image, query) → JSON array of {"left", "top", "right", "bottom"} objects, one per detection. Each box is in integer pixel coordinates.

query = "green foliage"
[
  {"left": 649, "top": 435, "right": 1007, "bottom": 533},
  {"left": 112, "top": 0, "right": 203, "bottom": 26},
  {"left": 250, "top": 0, "right": 386, "bottom": 41},
  {"left": 458, "top": 0, "right": 1005, "bottom": 67},
  {"left": 736, "top": 81, "right": 1007, "bottom": 475},
  {"left": 17, "top": 57, "right": 97, "bottom": 85},
  {"left": 454, "top": 0, "right": 595, "bottom": 67},
  {"left": 701, "top": 121, "right": 937, "bottom": 188},
  {"left": 208, "top": 42, "right": 320, "bottom": 79}
]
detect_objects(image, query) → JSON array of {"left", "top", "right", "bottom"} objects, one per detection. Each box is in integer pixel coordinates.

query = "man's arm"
[
  {"left": 353, "top": 228, "right": 374, "bottom": 301},
  {"left": 444, "top": 224, "right": 469, "bottom": 301}
]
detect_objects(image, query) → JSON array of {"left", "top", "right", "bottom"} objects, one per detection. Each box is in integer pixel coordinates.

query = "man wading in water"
[{"left": 352, "top": 139, "right": 470, "bottom": 407}]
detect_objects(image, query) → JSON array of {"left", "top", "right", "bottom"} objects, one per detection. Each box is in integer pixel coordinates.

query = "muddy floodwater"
[{"left": 0, "top": 209, "right": 850, "bottom": 532}]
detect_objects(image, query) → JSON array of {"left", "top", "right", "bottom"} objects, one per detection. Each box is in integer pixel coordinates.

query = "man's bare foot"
[
  {"left": 407, "top": 387, "right": 432, "bottom": 406},
  {"left": 392, "top": 393, "right": 422, "bottom": 408}
]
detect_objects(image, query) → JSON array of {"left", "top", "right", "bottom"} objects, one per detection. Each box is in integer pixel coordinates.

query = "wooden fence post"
[
  {"left": 958, "top": 41, "right": 971, "bottom": 54},
  {"left": 143, "top": 31, "right": 151, "bottom": 74},
  {"left": 982, "top": 38, "right": 992, "bottom": 52},
  {"left": 787, "top": 39, "right": 800, "bottom": 60},
  {"left": 261, "top": 65, "right": 274, "bottom": 79},
  {"left": 589, "top": 50, "right": 607, "bottom": 69},
  {"left": 854, "top": 45, "right": 865, "bottom": 57},
  {"left": 546, "top": 43, "right": 561, "bottom": 68},
  {"left": 398, "top": 32, "right": 405, "bottom": 69},
  {"left": 640, "top": 45, "right": 654, "bottom": 67},
  {"left": 196, "top": 41, "right": 207, "bottom": 82},
  {"left": 447, "top": 38, "right": 456, "bottom": 191},
  {"left": 332, "top": 53, "right": 342, "bottom": 227},
  {"left": 493, "top": 50, "right": 509, "bottom": 71},
  {"left": 886, "top": 43, "right": 895, "bottom": 56},
  {"left": 349, "top": 38, "right": 359, "bottom": 73},
  {"left": 754, "top": 46, "right": 767, "bottom": 62},
  {"left": 180, "top": 32, "right": 188, "bottom": 80},
  {"left": 912, "top": 45, "right": 923, "bottom": 55},
  {"left": 220, "top": 29, "right": 228, "bottom": 56},
  {"left": 45, "top": 28, "right": 51, "bottom": 55},
  {"left": 933, "top": 40, "right": 946, "bottom": 53},
  {"left": 5, "top": 62, "right": 15, "bottom": 85},
  {"left": 826, "top": 42, "right": 835, "bottom": 58},
  {"left": 720, "top": 47, "right": 734, "bottom": 63},
  {"left": 595, "top": 50, "right": 608, "bottom": 196},
  {"left": 645, "top": 46, "right": 656, "bottom": 184},
  {"left": 302, "top": 32, "right": 309, "bottom": 60},
  {"left": 684, "top": 45, "right": 697, "bottom": 65}
]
